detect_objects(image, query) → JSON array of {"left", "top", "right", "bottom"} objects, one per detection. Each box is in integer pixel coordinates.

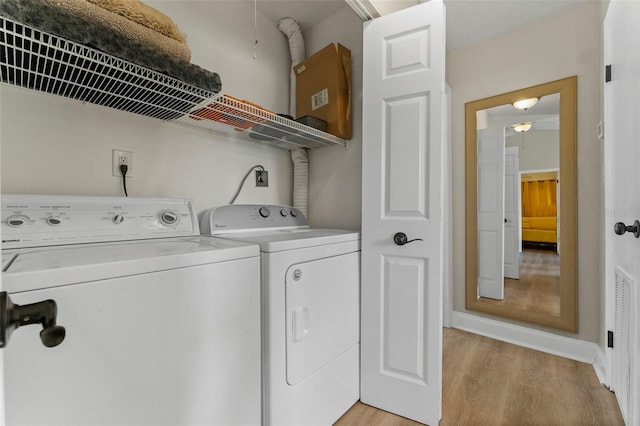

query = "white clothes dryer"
[
  {"left": 201, "top": 204, "right": 360, "bottom": 426},
  {"left": 1, "top": 195, "right": 262, "bottom": 426}
]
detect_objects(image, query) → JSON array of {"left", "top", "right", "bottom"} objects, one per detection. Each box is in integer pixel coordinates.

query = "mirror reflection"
[
  {"left": 476, "top": 94, "right": 561, "bottom": 316},
  {"left": 465, "top": 76, "right": 577, "bottom": 332}
]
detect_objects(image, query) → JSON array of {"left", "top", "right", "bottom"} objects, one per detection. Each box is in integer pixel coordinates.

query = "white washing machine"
[
  {"left": 1, "top": 194, "right": 262, "bottom": 426},
  {"left": 201, "top": 204, "right": 360, "bottom": 426}
]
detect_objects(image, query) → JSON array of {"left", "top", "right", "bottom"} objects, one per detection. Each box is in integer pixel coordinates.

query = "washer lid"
[
  {"left": 216, "top": 228, "right": 360, "bottom": 252},
  {"left": 2, "top": 237, "right": 259, "bottom": 293}
]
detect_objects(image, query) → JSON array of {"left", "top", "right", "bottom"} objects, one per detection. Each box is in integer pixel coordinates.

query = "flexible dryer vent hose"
[
  {"left": 290, "top": 148, "right": 309, "bottom": 217},
  {"left": 278, "top": 17, "right": 305, "bottom": 114},
  {"left": 278, "top": 17, "right": 308, "bottom": 217}
]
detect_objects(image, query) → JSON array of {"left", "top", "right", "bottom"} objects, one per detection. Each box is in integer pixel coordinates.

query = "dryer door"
[{"left": 285, "top": 252, "right": 360, "bottom": 385}]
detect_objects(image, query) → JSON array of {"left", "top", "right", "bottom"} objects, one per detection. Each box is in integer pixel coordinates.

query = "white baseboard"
[
  {"left": 592, "top": 345, "right": 610, "bottom": 387},
  {"left": 450, "top": 311, "right": 600, "bottom": 364}
]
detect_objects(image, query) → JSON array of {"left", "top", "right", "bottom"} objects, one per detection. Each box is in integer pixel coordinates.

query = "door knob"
[
  {"left": 0, "top": 292, "right": 66, "bottom": 348},
  {"left": 393, "top": 232, "right": 423, "bottom": 246},
  {"left": 614, "top": 220, "right": 640, "bottom": 238}
]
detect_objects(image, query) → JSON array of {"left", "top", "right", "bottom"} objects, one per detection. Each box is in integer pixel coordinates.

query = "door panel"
[
  {"left": 504, "top": 146, "right": 520, "bottom": 279},
  {"left": 385, "top": 95, "right": 429, "bottom": 217},
  {"left": 384, "top": 26, "right": 431, "bottom": 76},
  {"left": 382, "top": 256, "right": 428, "bottom": 380},
  {"left": 476, "top": 127, "right": 505, "bottom": 299},
  {"left": 361, "top": 1, "right": 445, "bottom": 424}
]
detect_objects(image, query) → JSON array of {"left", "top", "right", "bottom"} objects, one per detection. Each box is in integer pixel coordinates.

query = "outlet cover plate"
[
  {"left": 255, "top": 170, "right": 268, "bottom": 187},
  {"left": 112, "top": 149, "right": 133, "bottom": 177}
]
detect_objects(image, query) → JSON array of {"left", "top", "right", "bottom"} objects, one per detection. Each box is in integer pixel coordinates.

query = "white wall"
[
  {"left": 447, "top": 1, "right": 602, "bottom": 342},
  {"left": 305, "top": 8, "right": 363, "bottom": 231},
  {"left": 1, "top": 1, "right": 295, "bottom": 215},
  {"left": 505, "top": 130, "right": 559, "bottom": 172}
]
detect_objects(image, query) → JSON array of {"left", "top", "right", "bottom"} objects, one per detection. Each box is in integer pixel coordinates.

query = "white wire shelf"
[
  {"left": 0, "top": 16, "right": 346, "bottom": 150},
  {"left": 176, "top": 95, "right": 346, "bottom": 149}
]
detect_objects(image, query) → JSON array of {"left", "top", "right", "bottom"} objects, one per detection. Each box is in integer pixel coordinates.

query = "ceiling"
[
  {"left": 443, "top": 0, "right": 583, "bottom": 50},
  {"left": 253, "top": 0, "right": 348, "bottom": 32},
  {"left": 484, "top": 93, "right": 560, "bottom": 135},
  {"left": 253, "top": 0, "right": 583, "bottom": 50}
]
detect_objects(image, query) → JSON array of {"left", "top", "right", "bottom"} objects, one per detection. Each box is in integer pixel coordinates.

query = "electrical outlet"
[
  {"left": 112, "top": 149, "right": 134, "bottom": 177},
  {"left": 255, "top": 170, "right": 268, "bottom": 187}
]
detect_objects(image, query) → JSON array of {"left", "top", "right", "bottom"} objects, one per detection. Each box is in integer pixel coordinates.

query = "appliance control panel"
[
  {"left": 1, "top": 195, "right": 198, "bottom": 249},
  {"left": 201, "top": 204, "right": 308, "bottom": 234}
]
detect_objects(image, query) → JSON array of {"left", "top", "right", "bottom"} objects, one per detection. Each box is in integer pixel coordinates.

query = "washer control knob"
[
  {"left": 6, "top": 215, "right": 29, "bottom": 228},
  {"left": 46, "top": 217, "right": 62, "bottom": 226},
  {"left": 280, "top": 209, "right": 289, "bottom": 217},
  {"left": 258, "top": 207, "right": 271, "bottom": 218},
  {"left": 112, "top": 214, "right": 126, "bottom": 224},
  {"left": 290, "top": 209, "right": 298, "bottom": 218},
  {"left": 159, "top": 211, "right": 179, "bottom": 226}
]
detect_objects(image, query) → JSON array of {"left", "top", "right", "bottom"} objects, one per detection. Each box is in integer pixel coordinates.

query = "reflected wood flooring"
[
  {"left": 334, "top": 328, "right": 623, "bottom": 426},
  {"left": 480, "top": 248, "right": 561, "bottom": 316}
]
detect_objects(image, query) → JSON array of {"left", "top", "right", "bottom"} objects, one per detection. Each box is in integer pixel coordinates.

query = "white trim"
[
  {"left": 443, "top": 84, "right": 453, "bottom": 328},
  {"left": 344, "top": 0, "right": 380, "bottom": 21},
  {"left": 520, "top": 167, "right": 560, "bottom": 175},
  {"left": 603, "top": 0, "right": 616, "bottom": 401},
  {"left": 593, "top": 345, "right": 611, "bottom": 387},
  {"left": 451, "top": 311, "right": 598, "bottom": 364}
]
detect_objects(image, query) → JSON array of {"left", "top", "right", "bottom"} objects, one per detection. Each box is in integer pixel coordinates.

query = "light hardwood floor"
[
  {"left": 334, "top": 328, "right": 624, "bottom": 425},
  {"left": 479, "top": 248, "right": 561, "bottom": 316}
]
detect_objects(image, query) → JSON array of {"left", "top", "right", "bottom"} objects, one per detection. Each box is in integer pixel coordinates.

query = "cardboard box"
[{"left": 294, "top": 43, "right": 352, "bottom": 140}]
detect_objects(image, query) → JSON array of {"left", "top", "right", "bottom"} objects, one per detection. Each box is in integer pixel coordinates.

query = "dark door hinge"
[
  {"left": 606, "top": 65, "right": 612, "bottom": 83},
  {"left": 608, "top": 330, "right": 614, "bottom": 348}
]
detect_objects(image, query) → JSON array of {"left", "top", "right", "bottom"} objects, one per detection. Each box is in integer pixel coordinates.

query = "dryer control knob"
[
  {"left": 112, "top": 214, "right": 126, "bottom": 224},
  {"left": 46, "top": 217, "right": 62, "bottom": 227},
  {"left": 280, "top": 209, "right": 289, "bottom": 217},
  {"left": 6, "top": 215, "right": 29, "bottom": 228},
  {"left": 258, "top": 207, "right": 271, "bottom": 218},
  {"left": 159, "top": 211, "right": 179, "bottom": 226},
  {"left": 290, "top": 209, "right": 298, "bottom": 218}
]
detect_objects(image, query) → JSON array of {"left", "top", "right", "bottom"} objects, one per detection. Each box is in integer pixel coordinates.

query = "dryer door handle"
[{"left": 292, "top": 307, "right": 309, "bottom": 343}]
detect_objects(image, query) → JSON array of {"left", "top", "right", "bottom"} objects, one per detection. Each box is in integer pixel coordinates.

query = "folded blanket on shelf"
[
  {"left": 43, "top": 0, "right": 191, "bottom": 62},
  {"left": 0, "top": 0, "right": 220, "bottom": 93},
  {"left": 86, "top": 0, "right": 187, "bottom": 43}
]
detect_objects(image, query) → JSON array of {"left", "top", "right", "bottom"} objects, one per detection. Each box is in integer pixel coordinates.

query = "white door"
[
  {"left": 504, "top": 146, "right": 520, "bottom": 279},
  {"left": 361, "top": 1, "right": 445, "bottom": 424},
  {"left": 604, "top": 1, "right": 640, "bottom": 424},
  {"left": 476, "top": 127, "right": 505, "bottom": 299}
]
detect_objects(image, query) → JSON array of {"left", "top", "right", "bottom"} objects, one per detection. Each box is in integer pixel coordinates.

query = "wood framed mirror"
[{"left": 465, "top": 76, "right": 578, "bottom": 332}]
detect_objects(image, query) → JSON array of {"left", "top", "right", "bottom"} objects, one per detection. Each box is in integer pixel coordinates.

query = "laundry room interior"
[
  {"left": 1, "top": 0, "right": 363, "bottom": 230},
  {"left": 0, "top": 0, "right": 631, "bottom": 424}
]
